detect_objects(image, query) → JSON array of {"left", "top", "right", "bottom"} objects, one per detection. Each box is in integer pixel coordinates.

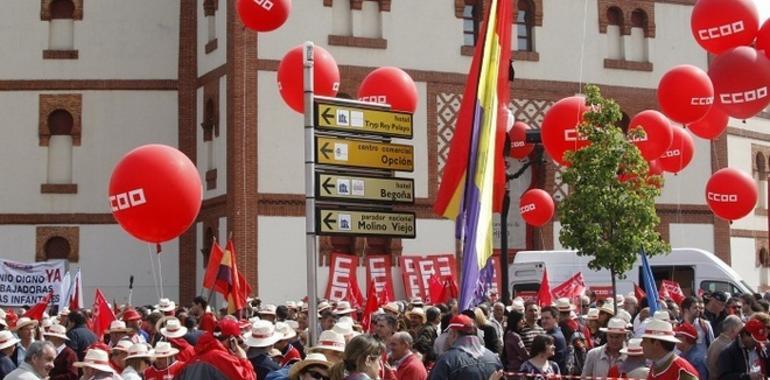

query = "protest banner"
[
  {"left": 325, "top": 253, "right": 359, "bottom": 302},
  {"left": 365, "top": 255, "right": 394, "bottom": 303},
  {"left": 0, "top": 259, "right": 65, "bottom": 307}
]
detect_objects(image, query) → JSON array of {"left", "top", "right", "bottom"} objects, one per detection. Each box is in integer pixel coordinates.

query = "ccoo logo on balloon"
[
  {"left": 690, "top": 97, "right": 714, "bottom": 106},
  {"left": 109, "top": 189, "right": 147, "bottom": 212},
  {"left": 719, "top": 87, "right": 768, "bottom": 104},
  {"left": 520, "top": 203, "right": 536, "bottom": 213},
  {"left": 251, "top": 0, "right": 274, "bottom": 10},
  {"left": 697, "top": 21, "right": 745, "bottom": 41},
  {"left": 707, "top": 192, "right": 739, "bottom": 203}
]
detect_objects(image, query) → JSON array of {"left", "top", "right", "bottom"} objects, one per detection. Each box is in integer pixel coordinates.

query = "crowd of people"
[{"left": 0, "top": 289, "right": 769, "bottom": 379}]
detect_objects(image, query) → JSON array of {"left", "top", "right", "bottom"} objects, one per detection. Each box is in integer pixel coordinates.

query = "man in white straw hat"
[
  {"left": 156, "top": 298, "right": 177, "bottom": 317},
  {"left": 246, "top": 320, "right": 283, "bottom": 379},
  {"left": 581, "top": 317, "right": 627, "bottom": 378},
  {"left": 307, "top": 330, "right": 345, "bottom": 364},
  {"left": 144, "top": 341, "right": 182, "bottom": 380},
  {"left": 641, "top": 319, "right": 698, "bottom": 379},
  {"left": 332, "top": 301, "right": 356, "bottom": 318},
  {"left": 274, "top": 321, "right": 301, "bottom": 367},
  {"left": 106, "top": 320, "right": 132, "bottom": 347},
  {"left": 158, "top": 317, "right": 195, "bottom": 363},
  {"left": 73, "top": 348, "right": 121, "bottom": 380},
  {"left": 0, "top": 330, "right": 19, "bottom": 377},
  {"left": 121, "top": 343, "right": 154, "bottom": 380},
  {"left": 110, "top": 339, "right": 132, "bottom": 373},
  {"left": 43, "top": 323, "right": 78, "bottom": 380},
  {"left": 4, "top": 341, "right": 56, "bottom": 380},
  {"left": 258, "top": 305, "right": 278, "bottom": 323},
  {"left": 12, "top": 317, "right": 39, "bottom": 364},
  {"left": 611, "top": 337, "right": 649, "bottom": 378}
]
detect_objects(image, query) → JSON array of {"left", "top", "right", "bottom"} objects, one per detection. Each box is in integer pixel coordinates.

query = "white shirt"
[
  {"left": 581, "top": 344, "right": 625, "bottom": 378},
  {"left": 121, "top": 366, "right": 142, "bottom": 380}
]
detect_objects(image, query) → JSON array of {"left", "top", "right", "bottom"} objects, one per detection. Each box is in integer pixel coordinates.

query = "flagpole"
[{"left": 303, "top": 41, "right": 319, "bottom": 347}]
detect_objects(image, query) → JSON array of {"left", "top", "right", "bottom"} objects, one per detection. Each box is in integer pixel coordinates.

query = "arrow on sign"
[
  {"left": 323, "top": 213, "right": 336, "bottom": 230},
  {"left": 321, "top": 107, "right": 334, "bottom": 125},
  {"left": 322, "top": 177, "right": 335, "bottom": 194},
  {"left": 320, "top": 142, "right": 333, "bottom": 160}
]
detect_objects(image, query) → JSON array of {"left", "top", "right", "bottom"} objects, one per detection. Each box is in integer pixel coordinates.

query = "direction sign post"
[
  {"left": 316, "top": 208, "right": 416, "bottom": 238},
  {"left": 314, "top": 99, "right": 413, "bottom": 139},
  {"left": 303, "top": 42, "right": 319, "bottom": 347},
  {"left": 315, "top": 136, "right": 414, "bottom": 171},
  {"left": 315, "top": 173, "right": 414, "bottom": 204}
]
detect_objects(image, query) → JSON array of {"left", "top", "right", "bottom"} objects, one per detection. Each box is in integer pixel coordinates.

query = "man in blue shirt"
[
  {"left": 541, "top": 306, "right": 568, "bottom": 373},
  {"left": 675, "top": 322, "right": 708, "bottom": 379}
]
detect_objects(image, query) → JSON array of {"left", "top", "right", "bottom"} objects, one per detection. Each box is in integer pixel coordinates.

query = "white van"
[{"left": 509, "top": 248, "right": 754, "bottom": 298}]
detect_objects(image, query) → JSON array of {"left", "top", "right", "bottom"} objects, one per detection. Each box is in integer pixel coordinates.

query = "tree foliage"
[{"left": 558, "top": 85, "right": 669, "bottom": 278}]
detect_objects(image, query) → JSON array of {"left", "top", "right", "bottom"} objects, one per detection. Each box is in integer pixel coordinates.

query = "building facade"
[{"left": 1, "top": 0, "right": 768, "bottom": 306}]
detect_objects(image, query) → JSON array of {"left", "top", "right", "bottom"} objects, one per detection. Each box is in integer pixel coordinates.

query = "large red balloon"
[
  {"left": 519, "top": 189, "right": 554, "bottom": 227},
  {"left": 756, "top": 19, "right": 770, "bottom": 59},
  {"left": 657, "top": 65, "right": 714, "bottom": 124},
  {"left": 628, "top": 110, "right": 673, "bottom": 161},
  {"left": 277, "top": 45, "right": 340, "bottom": 113},
  {"left": 705, "top": 168, "right": 757, "bottom": 221},
  {"left": 687, "top": 104, "right": 729, "bottom": 140},
  {"left": 109, "top": 145, "right": 202, "bottom": 244},
  {"left": 659, "top": 127, "right": 695, "bottom": 174},
  {"left": 541, "top": 96, "right": 589, "bottom": 166},
  {"left": 708, "top": 47, "right": 770, "bottom": 119},
  {"left": 690, "top": 0, "right": 759, "bottom": 54},
  {"left": 357, "top": 67, "right": 418, "bottom": 113},
  {"left": 509, "top": 121, "right": 534, "bottom": 159},
  {"left": 237, "top": 0, "right": 291, "bottom": 32}
]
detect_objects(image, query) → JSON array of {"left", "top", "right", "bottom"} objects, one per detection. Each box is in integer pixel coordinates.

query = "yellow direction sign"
[
  {"left": 316, "top": 208, "right": 416, "bottom": 238},
  {"left": 316, "top": 173, "right": 414, "bottom": 204},
  {"left": 315, "top": 100, "right": 413, "bottom": 139},
  {"left": 315, "top": 136, "right": 414, "bottom": 172}
]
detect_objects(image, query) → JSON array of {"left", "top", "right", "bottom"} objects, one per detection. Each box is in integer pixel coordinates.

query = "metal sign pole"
[{"left": 303, "top": 41, "right": 319, "bottom": 347}]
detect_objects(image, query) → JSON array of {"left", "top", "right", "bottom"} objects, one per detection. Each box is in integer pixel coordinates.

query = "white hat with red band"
[
  {"left": 245, "top": 320, "right": 283, "bottom": 347},
  {"left": 309, "top": 330, "right": 346, "bottom": 353},
  {"left": 160, "top": 318, "right": 188, "bottom": 339},
  {"left": 620, "top": 338, "right": 644, "bottom": 356},
  {"left": 0, "top": 330, "right": 20, "bottom": 351},
  {"left": 73, "top": 349, "right": 117, "bottom": 374},
  {"left": 641, "top": 318, "right": 680, "bottom": 343}
]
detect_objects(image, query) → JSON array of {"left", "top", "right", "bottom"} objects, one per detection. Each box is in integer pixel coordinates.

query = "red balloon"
[
  {"left": 756, "top": 19, "right": 770, "bottom": 59},
  {"left": 519, "top": 189, "right": 554, "bottom": 227},
  {"left": 657, "top": 65, "right": 714, "bottom": 124},
  {"left": 687, "top": 104, "right": 729, "bottom": 139},
  {"left": 659, "top": 127, "right": 695, "bottom": 174},
  {"left": 648, "top": 159, "right": 664, "bottom": 177},
  {"left": 690, "top": 0, "right": 759, "bottom": 54},
  {"left": 109, "top": 145, "right": 202, "bottom": 244},
  {"left": 357, "top": 67, "right": 418, "bottom": 113},
  {"left": 628, "top": 110, "right": 673, "bottom": 161},
  {"left": 277, "top": 45, "right": 340, "bottom": 113},
  {"left": 237, "top": 0, "right": 291, "bottom": 32},
  {"left": 708, "top": 47, "right": 770, "bottom": 119},
  {"left": 541, "top": 96, "right": 589, "bottom": 166},
  {"left": 705, "top": 168, "right": 757, "bottom": 221},
  {"left": 509, "top": 121, "right": 534, "bottom": 159}
]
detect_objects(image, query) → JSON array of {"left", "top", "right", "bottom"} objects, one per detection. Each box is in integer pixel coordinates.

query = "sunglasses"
[{"left": 306, "top": 371, "right": 329, "bottom": 380}]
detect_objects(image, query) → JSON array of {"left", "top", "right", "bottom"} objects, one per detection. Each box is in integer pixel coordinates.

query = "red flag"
[
  {"left": 658, "top": 282, "right": 671, "bottom": 301},
  {"left": 378, "top": 284, "right": 393, "bottom": 305},
  {"left": 537, "top": 268, "right": 553, "bottom": 307},
  {"left": 428, "top": 274, "right": 444, "bottom": 305},
  {"left": 5, "top": 309, "right": 17, "bottom": 329},
  {"left": 346, "top": 277, "right": 364, "bottom": 309},
  {"left": 202, "top": 240, "right": 226, "bottom": 293},
  {"left": 23, "top": 292, "right": 53, "bottom": 321},
  {"left": 634, "top": 282, "right": 646, "bottom": 301},
  {"left": 225, "top": 240, "right": 251, "bottom": 314},
  {"left": 551, "top": 272, "right": 586, "bottom": 299},
  {"left": 69, "top": 270, "right": 82, "bottom": 311},
  {"left": 661, "top": 280, "right": 685, "bottom": 304},
  {"left": 91, "top": 289, "right": 116, "bottom": 338},
  {"left": 439, "top": 276, "right": 459, "bottom": 303},
  {"left": 362, "top": 279, "right": 380, "bottom": 332}
]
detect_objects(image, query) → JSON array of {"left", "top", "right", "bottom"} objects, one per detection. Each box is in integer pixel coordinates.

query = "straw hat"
[
  {"left": 641, "top": 319, "right": 680, "bottom": 343},
  {"left": 106, "top": 320, "right": 132, "bottom": 334},
  {"left": 288, "top": 353, "right": 332, "bottom": 380},
  {"left": 620, "top": 338, "right": 644, "bottom": 356},
  {"left": 0, "top": 330, "right": 20, "bottom": 350},
  {"left": 125, "top": 343, "right": 154, "bottom": 360},
  {"left": 556, "top": 298, "right": 576, "bottom": 312},
  {"left": 383, "top": 302, "right": 400, "bottom": 315},
  {"left": 409, "top": 297, "right": 425, "bottom": 308},
  {"left": 43, "top": 323, "right": 70, "bottom": 341},
  {"left": 112, "top": 339, "right": 133, "bottom": 352},
  {"left": 74, "top": 349, "right": 117, "bottom": 374},
  {"left": 585, "top": 308, "right": 600, "bottom": 320},
  {"left": 616, "top": 309, "right": 633, "bottom": 327},
  {"left": 652, "top": 310, "right": 671, "bottom": 322},
  {"left": 599, "top": 318, "right": 629, "bottom": 335},
  {"left": 13, "top": 317, "right": 38, "bottom": 331},
  {"left": 405, "top": 307, "right": 427, "bottom": 323},
  {"left": 332, "top": 321, "right": 354, "bottom": 337},
  {"left": 156, "top": 298, "right": 176, "bottom": 313},
  {"left": 317, "top": 301, "right": 332, "bottom": 313},
  {"left": 258, "top": 304, "right": 277, "bottom": 316},
  {"left": 309, "top": 330, "right": 346, "bottom": 353},
  {"left": 598, "top": 301, "right": 616, "bottom": 316},
  {"left": 245, "top": 320, "right": 283, "bottom": 348},
  {"left": 275, "top": 321, "right": 297, "bottom": 340},
  {"left": 159, "top": 318, "right": 188, "bottom": 339},
  {"left": 615, "top": 295, "right": 625, "bottom": 307},
  {"left": 333, "top": 301, "right": 356, "bottom": 316},
  {"left": 511, "top": 299, "right": 525, "bottom": 314},
  {"left": 286, "top": 301, "right": 298, "bottom": 310},
  {"left": 153, "top": 341, "right": 179, "bottom": 358}
]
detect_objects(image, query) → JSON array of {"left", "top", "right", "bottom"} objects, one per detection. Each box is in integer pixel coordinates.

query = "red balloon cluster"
[
  {"left": 358, "top": 67, "right": 418, "bottom": 113},
  {"left": 109, "top": 145, "right": 202, "bottom": 244},
  {"left": 658, "top": 127, "right": 695, "bottom": 174},
  {"left": 709, "top": 46, "right": 770, "bottom": 119},
  {"left": 705, "top": 168, "right": 757, "bottom": 221},
  {"left": 277, "top": 45, "right": 340, "bottom": 113},
  {"left": 509, "top": 121, "right": 534, "bottom": 159},
  {"left": 237, "top": 0, "right": 292, "bottom": 32},
  {"left": 540, "top": 96, "right": 589, "bottom": 166},
  {"left": 628, "top": 110, "right": 673, "bottom": 162},
  {"left": 519, "top": 189, "right": 554, "bottom": 227}
]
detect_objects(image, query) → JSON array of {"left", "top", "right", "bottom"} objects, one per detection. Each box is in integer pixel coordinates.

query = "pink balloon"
[
  {"left": 687, "top": 104, "right": 729, "bottom": 140},
  {"left": 657, "top": 65, "right": 714, "bottom": 124},
  {"left": 659, "top": 127, "right": 695, "bottom": 174},
  {"left": 628, "top": 110, "right": 673, "bottom": 161},
  {"left": 357, "top": 67, "right": 418, "bottom": 113},
  {"left": 709, "top": 47, "right": 770, "bottom": 119},
  {"left": 706, "top": 168, "right": 757, "bottom": 221}
]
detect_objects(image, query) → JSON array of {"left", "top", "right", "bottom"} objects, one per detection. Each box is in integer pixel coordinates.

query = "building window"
[
  {"left": 45, "top": 0, "right": 78, "bottom": 59},
  {"left": 39, "top": 94, "right": 81, "bottom": 194},
  {"left": 203, "top": 0, "right": 218, "bottom": 53},
  {"left": 202, "top": 80, "right": 220, "bottom": 190},
  {"left": 463, "top": 4, "right": 483, "bottom": 47},
  {"left": 756, "top": 151, "right": 767, "bottom": 209},
  {"left": 45, "top": 237, "right": 71, "bottom": 260},
  {"left": 36, "top": 226, "right": 79, "bottom": 262},
  {"left": 606, "top": 7, "right": 624, "bottom": 60},
  {"left": 516, "top": 0, "right": 534, "bottom": 52},
  {"left": 628, "top": 9, "right": 649, "bottom": 62},
  {"left": 326, "top": 0, "right": 389, "bottom": 49}
]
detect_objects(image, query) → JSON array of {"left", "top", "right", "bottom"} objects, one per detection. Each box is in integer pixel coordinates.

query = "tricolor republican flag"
[{"left": 433, "top": 0, "right": 512, "bottom": 310}]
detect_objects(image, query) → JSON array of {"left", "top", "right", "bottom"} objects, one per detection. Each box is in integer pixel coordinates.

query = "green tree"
[{"left": 558, "top": 85, "right": 669, "bottom": 311}]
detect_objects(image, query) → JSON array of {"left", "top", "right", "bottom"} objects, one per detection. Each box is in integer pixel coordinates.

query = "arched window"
[
  {"left": 46, "top": 109, "right": 74, "bottom": 185},
  {"left": 756, "top": 152, "right": 767, "bottom": 209},
  {"left": 203, "top": 0, "right": 219, "bottom": 53},
  {"left": 756, "top": 152, "right": 766, "bottom": 179},
  {"left": 50, "top": 0, "right": 74, "bottom": 19},
  {"left": 48, "top": 109, "right": 73, "bottom": 135},
  {"left": 44, "top": 237, "right": 71, "bottom": 260},
  {"left": 516, "top": 0, "right": 534, "bottom": 51},
  {"left": 201, "top": 227, "right": 216, "bottom": 266},
  {"left": 759, "top": 247, "right": 770, "bottom": 268},
  {"left": 606, "top": 7, "right": 624, "bottom": 60},
  {"left": 46, "top": 0, "right": 76, "bottom": 54},
  {"left": 463, "top": 4, "right": 484, "bottom": 47},
  {"left": 629, "top": 9, "right": 649, "bottom": 62},
  {"left": 202, "top": 99, "right": 217, "bottom": 141}
]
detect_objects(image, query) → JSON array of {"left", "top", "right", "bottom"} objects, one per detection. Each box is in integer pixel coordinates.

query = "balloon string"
[
  {"left": 147, "top": 244, "right": 160, "bottom": 301},
  {"left": 157, "top": 254, "right": 164, "bottom": 299},
  {"left": 577, "top": 0, "right": 589, "bottom": 93}
]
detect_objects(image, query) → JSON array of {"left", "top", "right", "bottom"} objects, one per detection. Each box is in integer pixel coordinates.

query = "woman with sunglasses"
[
  {"left": 329, "top": 335, "right": 385, "bottom": 380},
  {"left": 288, "top": 353, "right": 332, "bottom": 380}
]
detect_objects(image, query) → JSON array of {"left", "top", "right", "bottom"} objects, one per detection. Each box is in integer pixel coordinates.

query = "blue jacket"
[
  {"left": 0, "top": 352, "right": 17, "bottom": 378},
  {"left": 682, "top": 343, "right": 709, "bottom": 379},
  {"left": 65, "top": 325, "right": 97, "bottom": 361},
  {"left": 427, "top": 335, "right": 502, "bottom": 380},
  {"left": 547, "top": 327, "right": 568, "bottom": 373}
]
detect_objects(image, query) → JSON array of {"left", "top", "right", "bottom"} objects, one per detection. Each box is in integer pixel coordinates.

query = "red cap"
[
  {"left": 447, "top": 315, "right": 475, "bottom": 334},
  {"left": 216, "top": 318, "right": 241, "bottom": 338},
  {"left": 121, "top": 309, "right": 142, "bottom": 322},
  {"left": 674, "top": 322, "right": 697, "bottom": 342},
  {"left": 744, "top": 319, "right": 768, "bottom": 343}
]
